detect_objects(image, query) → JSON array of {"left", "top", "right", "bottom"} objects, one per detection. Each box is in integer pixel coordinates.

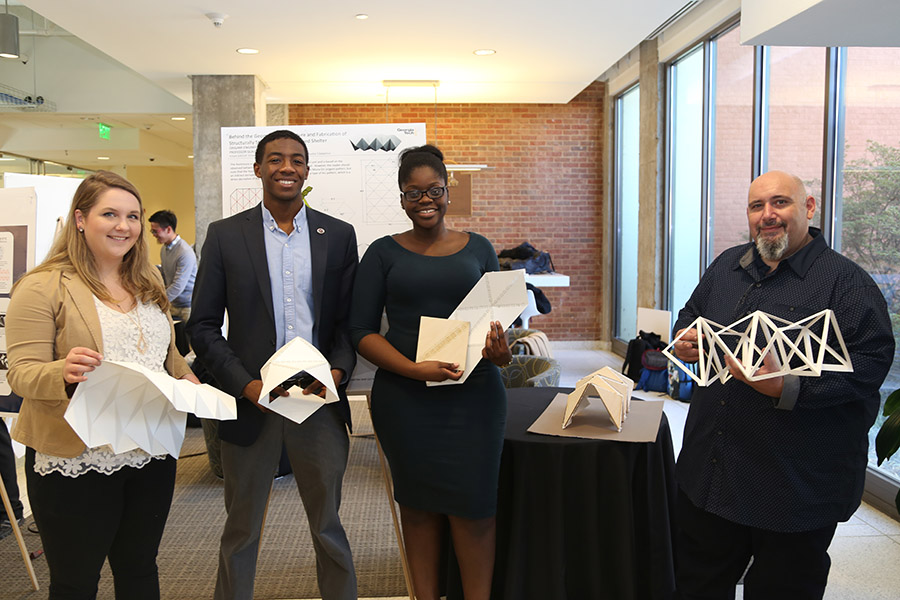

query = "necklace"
[{"left": 112, "top": 298, "right": 148, "bottom": 354}]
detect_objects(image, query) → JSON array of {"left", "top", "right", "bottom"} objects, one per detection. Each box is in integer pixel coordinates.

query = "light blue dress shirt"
[{"left": 260, "top": 203, "right": 315, "bottom": 349}]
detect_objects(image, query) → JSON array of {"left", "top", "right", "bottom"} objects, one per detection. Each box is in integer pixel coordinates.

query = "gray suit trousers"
[{"left": 214, "top": 403, "right": 357, "bottom": 600}]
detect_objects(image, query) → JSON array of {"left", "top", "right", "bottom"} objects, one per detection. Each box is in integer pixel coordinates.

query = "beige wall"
[{"left": 128, "top": 166, "right": 196, "bottom": 248}]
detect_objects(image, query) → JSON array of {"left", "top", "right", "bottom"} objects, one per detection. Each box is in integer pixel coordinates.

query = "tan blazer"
[{"left": 5, "top": 268, "right": 193, "bottom": 457}]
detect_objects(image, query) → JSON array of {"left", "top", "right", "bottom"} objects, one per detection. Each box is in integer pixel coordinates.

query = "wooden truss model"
[
  {"left": 662, "top": 309, "right": 853, "bottom": 387},
  {"left": 562, "top": 367, "right": 634, "bottom": 431}
]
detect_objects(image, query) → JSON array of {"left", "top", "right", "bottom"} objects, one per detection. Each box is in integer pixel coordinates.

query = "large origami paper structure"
[
  {"left": 428, "top": 270, "right": 528, "bottom": 386},
  {"left": 562, "top": 367, "right": 634, "bottom": 431},
  {"left": 662, "top": 309, "right": 852, "bottom": 387},
  {"left": 65, "top": 361, "right": 237, "bottom": 458},
  {"left": 257, "top": 336, "right": 339, "bottom": 425}
]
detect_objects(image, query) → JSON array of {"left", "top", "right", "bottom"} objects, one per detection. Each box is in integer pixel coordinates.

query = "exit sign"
[{"left": 98, "top": 122, "right": 110, "bottom": 140}]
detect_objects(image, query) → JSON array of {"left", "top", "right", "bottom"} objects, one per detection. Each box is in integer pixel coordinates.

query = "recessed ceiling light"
[
  {"left": 355, "top": 14, "right": 369, "bottom": 20},
  {"left": 236, "top": 47, "right": 259, "bottom": 55},
  {"left": 188, "top": 155, "right": 194, "bottom": 159},
  {"left": 97, "top": 156, "right": 110, "bottom": 160},
  {"left": 473, "top": 49, "right": 496, "bottom": 56},
  {"left": 171, "top": 116, "right": 186, "bottom": 121}
]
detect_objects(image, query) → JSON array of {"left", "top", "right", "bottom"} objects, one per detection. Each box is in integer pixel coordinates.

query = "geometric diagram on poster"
[
  {"left": 663, "top": 309, "right": 852, "bottom": 387},
  {"left": 65, "top": 361, "right": 237, "bottom": 458},
  {"left": 428, "top": 269, "right": 528, "bottom": 387},
  {"left": 257, "top": 336, "right": 339, "bottom": 426},
  {"left": 230, "top": 187, "right": 262, "bottom": 215},
  {"left": 562, "top": 367, "right": 634, "bottom": 431},
  {"left": 416, "top": 316, "right": 469, "bottom": 368},
  {"left": 351, "top": 135, "right": 401, "bottom": 151},
  {"left": 363, "top": 159, "right": 404, "bottom": 224}
]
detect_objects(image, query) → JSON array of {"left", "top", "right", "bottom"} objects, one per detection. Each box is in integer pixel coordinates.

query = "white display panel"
[{"left": 220, "top": 123, "right": 427, "bottom": 252}]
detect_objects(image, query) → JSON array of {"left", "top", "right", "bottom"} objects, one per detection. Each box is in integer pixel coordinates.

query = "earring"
[
  {"left": 78, "top": 228, "right": 84, "bottom": 233},
  {"left": 447, "top": 200, "right": 451, "bottom": 205}
]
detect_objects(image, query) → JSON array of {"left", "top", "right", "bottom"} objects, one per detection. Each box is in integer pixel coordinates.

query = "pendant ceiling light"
[{"left": 0, "top": 0, "right": 19, "bottom": 59}]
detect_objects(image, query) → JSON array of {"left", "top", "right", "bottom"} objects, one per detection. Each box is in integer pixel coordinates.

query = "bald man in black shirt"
[{"left": 672, "top": 171, "right": 894, "bottom": 600}]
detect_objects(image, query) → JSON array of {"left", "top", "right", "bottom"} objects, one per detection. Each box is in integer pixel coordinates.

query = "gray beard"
[{"left": 756, "top": 229, "right": 789, "bottom": 262}]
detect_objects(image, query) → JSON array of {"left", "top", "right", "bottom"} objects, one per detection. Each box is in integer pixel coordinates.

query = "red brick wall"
[{"left": 288, "top": 81, "right": 606, "bottom": 341}]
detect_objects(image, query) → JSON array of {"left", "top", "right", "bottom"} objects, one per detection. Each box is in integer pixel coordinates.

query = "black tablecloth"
[{"left": 447, "top": 387, "right": 678, "bottom": 600}]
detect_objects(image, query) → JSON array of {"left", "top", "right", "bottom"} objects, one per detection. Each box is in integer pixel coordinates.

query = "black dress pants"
[
  {"left": 675, "top": 489, "right": 837, "bottom": 600},
  {"left": 0, "top": 418, "right": 23, "bottom": 520},
  {"left": 26, "top": 448, "right": 177, "bottom": 600}
]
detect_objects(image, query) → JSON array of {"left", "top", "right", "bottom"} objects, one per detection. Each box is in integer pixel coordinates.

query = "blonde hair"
[{"left": 21, "top": 171, "right": 169, "bottom": 309}]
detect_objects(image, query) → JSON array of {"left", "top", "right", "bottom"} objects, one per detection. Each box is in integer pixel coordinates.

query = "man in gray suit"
[{"left": 188, "top": 130, "right": 358, "bottom": 600}]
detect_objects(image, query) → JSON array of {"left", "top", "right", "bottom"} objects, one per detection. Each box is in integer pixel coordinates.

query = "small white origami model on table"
[
  {"left": 65, "top": 361, "right": 237, "bottom": 458},
  {"left": 257, "top": 336, "right": 340, "bottom": 426},
  {"left": 663, "top": 308, "right": 852, "bottom": 387},
  {"left": 428, "top": 270, "right": 528, "bottom": 387},
  {"left": 562, "top": 367, "right": 634, "bottom": 431}
]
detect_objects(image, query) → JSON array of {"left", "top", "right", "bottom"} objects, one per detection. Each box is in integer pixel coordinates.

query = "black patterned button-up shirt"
[{"left": 674, "top": 228, "right": 895, "bottom": 532}]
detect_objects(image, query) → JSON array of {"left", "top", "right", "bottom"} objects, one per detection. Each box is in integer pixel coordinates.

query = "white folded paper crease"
[
  {"left": 562, "top": 367, "right": 634, "bottom": 431},
  {"left": 662, "top": 309, "right": 852, "bottom": 387},
  {"left": 428, "top": 269, "right": 528, "bottom": 387},
  {"left": 257, "top": 336, "right": 339, "bottom": 426},
  {"left": 65, "top": 361, "right": 237, "bottom": 458}
]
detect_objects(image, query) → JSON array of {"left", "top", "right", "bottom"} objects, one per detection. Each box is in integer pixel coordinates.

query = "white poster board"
[
  {"left": 4, "top": 173, "right": 82, "bottom": 265},
  {"left": 220, "top": 123, "right": 427, "bottom": 252},
  {"left": 0, "top": 187, "right": 37, "bottom": 399}
]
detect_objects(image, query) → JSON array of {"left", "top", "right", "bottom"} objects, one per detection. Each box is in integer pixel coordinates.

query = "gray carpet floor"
[{"left": 1, "top": 401, "right": 408, "bottom": 599}]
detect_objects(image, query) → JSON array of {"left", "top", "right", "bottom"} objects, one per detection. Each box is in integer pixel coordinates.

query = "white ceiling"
[
  {"left": 20, "top": 0, "right": 691, "bottom": 105},
  {"left": 741, "top": 0, "right": 900, "bottom": 47},
  {"left": 6, "top": 1, "right": 900, "bottom": 171},
  {"left": 0, "top": 113, "right": 193, "bottom": 169},
  {"left": 1, "top": 0, "right": 695, "bottom": 170}
]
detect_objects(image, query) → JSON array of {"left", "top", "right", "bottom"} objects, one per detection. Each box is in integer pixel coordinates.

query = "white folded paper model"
[
  {"left": 65, "top": 361, "right": 237, "bottom": 458},
  {"left": 416, "top": 316, "right": 469, "bottom": 367},
  {"left": 562, "top": 367, "right": 635, "bottom": 431},
  {"left": 662, "top": 309, "right": 852, "bottom": 387},
  {"left": 257, "top": 336, "right": 339, "bottom": 426},
  {"left": 428, "top": 269, "right": 528, "bottom": 387}
]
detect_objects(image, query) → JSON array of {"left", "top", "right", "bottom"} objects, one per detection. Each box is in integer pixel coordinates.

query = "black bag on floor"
[{"left": 622, "top": 330, "right": 664, "bottom": 381}]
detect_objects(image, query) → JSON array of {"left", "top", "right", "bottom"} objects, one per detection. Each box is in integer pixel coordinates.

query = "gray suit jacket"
[{"left": 188, "top": 204, "right": 358, "bottom": 445}]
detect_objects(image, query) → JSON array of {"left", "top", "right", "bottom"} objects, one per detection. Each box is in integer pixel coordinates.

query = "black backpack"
[{"left": 622, "top": 330, "right": 664, "bottom": 381}]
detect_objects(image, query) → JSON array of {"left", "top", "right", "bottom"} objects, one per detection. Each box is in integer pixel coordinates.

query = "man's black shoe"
[{"left": 0, "top": 517, "right": 26, "bottom": 541}]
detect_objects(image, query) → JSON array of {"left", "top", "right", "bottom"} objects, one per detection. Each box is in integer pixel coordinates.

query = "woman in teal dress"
[{"left": 350, "top": 145, "right": 511, "bottom": 600}]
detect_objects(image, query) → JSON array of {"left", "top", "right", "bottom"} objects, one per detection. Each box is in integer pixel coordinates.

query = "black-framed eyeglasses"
[{"left": 400, "top": 186, "right": 447, "bottom": 202}]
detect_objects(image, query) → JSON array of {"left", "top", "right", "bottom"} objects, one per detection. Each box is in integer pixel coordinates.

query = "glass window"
[
  {"left": 709, "top": 25, "right": 755, "bottom": 260},
  {"left": 668, "top": 46, "right": 705, "bottom": 319},
  {"left": 766, "top": 46, "right": 827, "bottom": 201},
  {"left": 614, "top": 85, "right": 641, "bottom": 341},
  {"left": 833, "top": 46, "right": 900, "bottom": 482}
]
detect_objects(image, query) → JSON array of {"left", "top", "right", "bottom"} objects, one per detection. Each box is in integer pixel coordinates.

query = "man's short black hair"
[
  {"left": 255, "top": 130, "right": 309, "bottom": 164},
  {"left": 149, "top": 209, "right": 177, "bottom": 231}
]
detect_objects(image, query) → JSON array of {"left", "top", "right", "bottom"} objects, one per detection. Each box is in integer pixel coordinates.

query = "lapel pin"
[{"left": 317, "top": 227, "right": 325, "bottom": 235}]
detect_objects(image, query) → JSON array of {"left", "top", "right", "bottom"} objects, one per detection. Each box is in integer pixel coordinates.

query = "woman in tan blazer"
[{"left": 6, "top": 171, "right": 198, "bottom": 600}]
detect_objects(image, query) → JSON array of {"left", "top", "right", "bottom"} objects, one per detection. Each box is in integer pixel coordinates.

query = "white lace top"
[{"left": 34, "top": 296, "right": 172, "bottom": 478}]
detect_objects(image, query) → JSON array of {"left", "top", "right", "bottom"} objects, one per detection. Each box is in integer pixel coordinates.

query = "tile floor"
[{"left": 6, "top": 347, "right": 900, "bottom": 599}]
